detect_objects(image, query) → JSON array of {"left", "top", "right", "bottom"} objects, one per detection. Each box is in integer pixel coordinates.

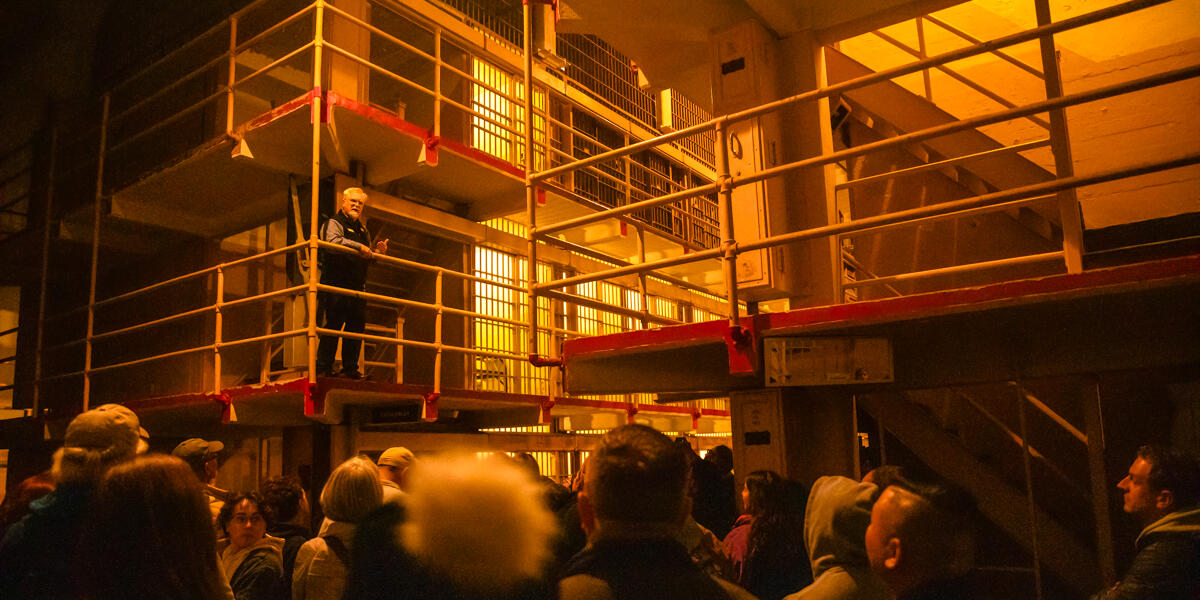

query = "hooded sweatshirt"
[
  {"left": 1092, "top": 505, "right": 1200, "bottom": 600},
  {"left": 221, "top": 534, "right": 285, "bottom": 600},
  {"left": 785, "top": 476, "right": 889, "bottom": 600}
]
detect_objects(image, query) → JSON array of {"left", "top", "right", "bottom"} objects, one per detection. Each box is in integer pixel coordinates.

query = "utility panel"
[
  {"left": 764, "top": 337, "right": 894, "bottom": 386},
  {"left": 711, "top": 21, "right": 794, "bottom": 301}
]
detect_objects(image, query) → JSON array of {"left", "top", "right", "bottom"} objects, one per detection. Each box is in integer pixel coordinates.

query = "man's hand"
[
  {"left": 356, "top": 245, "right": 372, "bottom": 258},
  {"left": 375, "top": 238, "right": 389, "bottom": 254}
]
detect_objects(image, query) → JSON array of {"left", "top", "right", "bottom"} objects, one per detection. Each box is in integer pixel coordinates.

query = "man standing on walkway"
[
  {"left": 317, "top": 186, "right": 387, "bottom": 379},
  {"left": 1092, "top": 444, "right": 1200, "bottom": 599}
]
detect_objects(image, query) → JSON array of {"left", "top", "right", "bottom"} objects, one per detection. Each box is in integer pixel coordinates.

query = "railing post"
[
  {"left": 1015, "top": 382, "right": 1045, "bottom": 599},
  {"left": 522, "top": 0, "right": 540, "bottom": 360},
  {"left": 214, "top": 267, "right": 224, "bottom": 394},
  {"left": 33, "top": 125, "right": 58, "bottom": 415},
  {"left": 434, "top": 26, "right": 442, "bottom": 139},
  {"left": 393, "top": 314, "right": 404, "bottom": 383},
  {"left": 83, "top": 93, "right": 111, "bottom": 410},
  {"left": 714, "top": 119, "right": 741, "bottom": 327},
  {"left": 307, "top": 0, "right": 326, "bottom": 382},
  {"left": 1083, "top": 379, "right": 1117, "bottom": 585},
  {"left": 634, "top": 224, "right": 651, "bottom": 328},
  {"left": 227, "top": 16, "right": 239, "bottom": 136},
  {"left": 1033, "top": 0, "right": 1084, "bottom": 273},
  {"left": 433, "top": 271, "right": 443, "bottom": 394}
]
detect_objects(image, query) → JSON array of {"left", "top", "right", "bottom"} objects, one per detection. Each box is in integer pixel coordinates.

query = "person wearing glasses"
[
  {"left": 316, "top": 187, "right": 388, "bottom": 379},
  {"left": 219, "top": 491, "right": 284, "bottom": 600}
]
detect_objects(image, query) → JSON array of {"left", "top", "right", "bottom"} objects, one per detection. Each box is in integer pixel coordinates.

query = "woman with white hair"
[{"left": 293, "top": 456, "right": 382, "bottom": 600}]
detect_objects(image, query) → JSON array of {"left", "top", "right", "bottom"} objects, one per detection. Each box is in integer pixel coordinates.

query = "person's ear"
[
  {"left": 1156, "top": 489, "right": 1175, "bottom": 511},
  {"left": 578, "top": 489, "right": 597, "bottom": 537},
  {"left": 883, "top": 537, "right": 902, "bottom": 570}
]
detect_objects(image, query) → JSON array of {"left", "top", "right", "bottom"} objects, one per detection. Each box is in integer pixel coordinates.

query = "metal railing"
[{"left": 520, "top": 0, "right": 1200, "bottom": 356}]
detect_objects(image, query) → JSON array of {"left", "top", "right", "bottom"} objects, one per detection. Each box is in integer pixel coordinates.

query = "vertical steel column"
[
  {"left": 33, "top": 126, "right": 58, "bottom": 414},
  {"left": 1034, "top": 0, "right": 1084, "bottom": 273},
  {"left": 522, "top": 2, "right": 539, "bottom": 358},
  {"left": 83, "top": 94, "right": 111, "bottom": 410},
  {"left": 1016, "top": 384, "right": 1044, "bottom": 599},
  {"left": 714, "top": 119, "right": 741, "bottom": 327},
  {"left": 393, "top": 315, "right": 404, "bottom": 383},
  {"left": 307, "top": 1, "right": 326, "bottom": 382},
  {"left": 1083, "top": 379, "right": 1117, "bottom": 585},
  {"left": 214, "top": 267, "right": 224, "bottom": 394},
  {"left": 227, "top": 17, "right": 239, "bottom": 136}
]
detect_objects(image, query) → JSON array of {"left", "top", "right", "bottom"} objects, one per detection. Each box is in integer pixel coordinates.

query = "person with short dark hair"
[
  {"left": 218, "top": 491, "right": 285, "bottom": 600},
  {"left": 261, "top": 476, "right": 312, "bottom": 598},
  {"left": 0, "top": 403, "right": 144, "bottom": 600},
  {"left": 80, "top": 454, "right": 231, "bottom": 600},
  {"left": 864, "top": 479, "right": 977, "bottom": 599},
  {"left": 559, "top": 424, "right": 756, "bottom": 600},
  {"left": 1092, "top": 444, "right": 1200, "bottom": 599}
]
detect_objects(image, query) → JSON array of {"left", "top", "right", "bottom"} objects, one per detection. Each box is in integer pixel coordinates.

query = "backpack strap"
[{"left": 322, "top": 534, "right": 351, "bottom": 567}]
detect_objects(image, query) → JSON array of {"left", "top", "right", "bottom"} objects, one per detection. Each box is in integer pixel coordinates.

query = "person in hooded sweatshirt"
[
  {"left": 1093, "top": 445, "right": 1200, "bottom": 599},
  {"left": 219, "top": 491, "right": 285, "bottom": 600},
  {"left": 784, "top": 472, "right": 891, "bottom": 600}
]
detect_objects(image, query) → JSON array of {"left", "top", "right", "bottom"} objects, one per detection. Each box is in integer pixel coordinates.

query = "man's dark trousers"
[{"left": 316, "top": 291, "right": 366, "bottom": 375}]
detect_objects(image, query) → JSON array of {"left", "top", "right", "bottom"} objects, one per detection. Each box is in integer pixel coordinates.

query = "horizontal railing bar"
[
  {"left": 90, "top": 343, "right": 213, "bottom": 373},
  {"left": 0, "top": 355, "right": 15, "bottom": 364},
  {"left": 108, "top": 16, "right": 236, "bottom": 97},
  {"left": 92, "top": 304, "right": 213, "bottom": 341},
  {"left": 107, "top": 89, "right": 228, "bottom": 155},
  {"left": 847, "top": 194, "right": 1057, "bottom": 238},
  {"left": 530, "top": 0, "right": 1171, "bottom": 183},
  {"left": 316, "top": 326, "right": 528, "bottom": 361},
  {"left": 217, "top": 328, "right": 306, "bottom": 349},
  {"left": 438, "top": 94, "right": 527, "bottom": 140},
  {"left": 232, "top": 41, "right": 315, "bottom": 89},
  {"left": 220, "top": 241, "right": 308, "bottom": 269},
  {"left": 536, "top": 150, "right": 1200, "bottom": 293},
  {"left": 542, "top": 288, "right": 679, "bottom": 326},
  {"left": 322, "top": 2, "right": 437, "bottom": 65},
  {"left": 923, "top": 14, "right": 1044, "bottom": 79},
  {"left": 321, "top": 42, "right": 434, "bottom": 98},
  {"left": 538, "top": 230, "right": 723, "bottom": 298},
  {"left": 110, "top": 53, "right": 231, "bottom": 126},
  {"left": 219, "top": 284, "right": 308, "bottom": 310},
  {"left": 843, "top": 251, "right": 1064, "bottom": 289},
  {"left": 0, "top": 326, "right": 17, "bottom": 337},
  {"left": 318, "top": 240, "right": 526, "bottom": 291},
  {"left": 838, "top": 139, "right": 1051, "bottom": 189},
  {"left": 39, "top": 370, "right": 86, "bottom": 383},
  {"left": 841, "top": 250, "right": 905, "bottom": 298},
  {"left": 235, "top": 3, "right": 317, "bottom": 52},
  {"left": 724, "top": 63, "right": 1200, "bottom": 202},
  {"left": 41, "top": 338, "right": 87, "bottom": 353},
  {"left": 535, "top": 180, "right": 721, "bottom": 237}
]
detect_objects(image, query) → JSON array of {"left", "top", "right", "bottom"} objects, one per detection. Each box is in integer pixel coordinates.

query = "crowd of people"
[{"left": 0, "top": 403, "right": 1197, "bottom": 600}]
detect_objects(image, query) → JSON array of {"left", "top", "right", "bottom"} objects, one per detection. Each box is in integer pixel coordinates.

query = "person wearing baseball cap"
[
  {"left": 378, "top": 446, "right": 416, "bottom": 504},
  {"left": 0, "top": 403, "right": 144, "bottom": 599},
  {"left": 172, "top": 437, "right": 230, "bottom": 526}
]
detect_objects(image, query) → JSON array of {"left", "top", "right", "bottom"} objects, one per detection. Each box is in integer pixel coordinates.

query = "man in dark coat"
[
  {"left": 1092, "top": 445, "right": 1200, "bottom": 599},
  {"left": 317, "top": 186, "right": 388, "bottom": 378},
  {"left": 559, "top": 425, "right": 756, "bottom": 600}
]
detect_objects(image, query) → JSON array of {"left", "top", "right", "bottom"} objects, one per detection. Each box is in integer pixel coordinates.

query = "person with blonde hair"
[
  {"left": 343, "top": 453, "right": 557, "bottom": 600},
  {"left": 81, "top": 454, "right": 232, "bottom": 600},
  {"left": 293, "top": 456, "right": 382, "bottom": 600}
]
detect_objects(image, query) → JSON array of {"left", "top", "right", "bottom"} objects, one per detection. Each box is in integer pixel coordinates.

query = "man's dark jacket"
[
  {"left": 1091, "top": 505, "right": 1200, "bottom": 600},
  {"left": 0, "top": 483, "right": 93, "bottom": 600}
]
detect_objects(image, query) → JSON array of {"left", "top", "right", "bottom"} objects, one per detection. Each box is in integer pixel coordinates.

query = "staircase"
[
  {"left": 859, "top": 383, "right": 1108, "bottom": 597},
  {"left": 826, "top": 47, "right": 1064, "bottom": 242}
]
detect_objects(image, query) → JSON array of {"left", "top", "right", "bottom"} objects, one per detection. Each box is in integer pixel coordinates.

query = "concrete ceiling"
[{"left": 558, "top": 0, "right": 964, "bottom": 111}]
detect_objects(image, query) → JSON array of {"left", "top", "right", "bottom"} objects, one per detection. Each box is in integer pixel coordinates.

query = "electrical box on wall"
[
  {"left": 764, "top": 337, "right": 894, "bottom": 386},
  {"left": 711, "top": 21, "right": 795, "bottom": 301}
]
